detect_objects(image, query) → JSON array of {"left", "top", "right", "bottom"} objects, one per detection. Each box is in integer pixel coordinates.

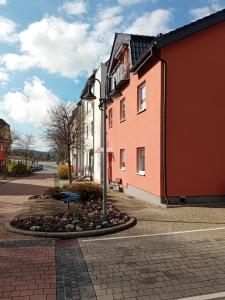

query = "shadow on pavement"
[{"left": 0, "top": 182, "right": 51, "bottom": 196}]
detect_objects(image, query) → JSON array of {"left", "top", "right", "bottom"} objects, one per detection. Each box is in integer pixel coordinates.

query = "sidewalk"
[{"left": 0, "top": 171, "right": 56, "bottom": 300}]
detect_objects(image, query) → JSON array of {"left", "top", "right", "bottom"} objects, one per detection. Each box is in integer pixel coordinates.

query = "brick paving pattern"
[{"left": 0, "top": 239, "right": 56, "bottom": 300}]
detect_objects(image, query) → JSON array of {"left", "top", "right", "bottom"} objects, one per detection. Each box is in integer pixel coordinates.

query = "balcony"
[{"left": 110, "top": 62, "right": 130, "bottom": 97}]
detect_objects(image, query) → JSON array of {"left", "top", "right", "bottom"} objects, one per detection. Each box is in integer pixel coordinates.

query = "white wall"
[{"left": 93, "top": 63, "right": 107, "bottom": 183}]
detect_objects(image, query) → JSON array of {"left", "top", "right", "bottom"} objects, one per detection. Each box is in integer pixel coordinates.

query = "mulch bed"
[{"left": 10, "top": 198, "right": 130, "bottom": 232}]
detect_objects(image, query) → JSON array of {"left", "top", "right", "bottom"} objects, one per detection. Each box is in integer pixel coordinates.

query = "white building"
[{"left": 72, "top": 62, "right": 107, "bottom": 182}]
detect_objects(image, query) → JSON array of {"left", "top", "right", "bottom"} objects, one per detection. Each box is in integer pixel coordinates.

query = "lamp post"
[{"left": 83, "top": 75, "right": 122, "bottom": 215}]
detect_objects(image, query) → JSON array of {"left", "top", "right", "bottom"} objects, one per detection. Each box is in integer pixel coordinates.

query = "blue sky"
[{"left": 0, "top": 0, "right": 224, "bottom": 150}]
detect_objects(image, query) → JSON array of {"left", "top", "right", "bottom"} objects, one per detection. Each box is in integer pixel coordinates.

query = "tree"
[
  {"left": 43, "top": 102, "right": 84, "bottom": 183},
  {"left": 18, "top": 134, "right": 35, "bottom": 165}
]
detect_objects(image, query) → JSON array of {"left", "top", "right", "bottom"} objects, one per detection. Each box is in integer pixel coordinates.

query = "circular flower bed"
[{"left": 10, "top": 199, "right": 130, "bottom": 232}]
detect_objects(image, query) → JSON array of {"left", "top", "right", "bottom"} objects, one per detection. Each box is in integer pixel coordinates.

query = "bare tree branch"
[{"left": 42, "top": 101, "right": 84, "bottom": 183}]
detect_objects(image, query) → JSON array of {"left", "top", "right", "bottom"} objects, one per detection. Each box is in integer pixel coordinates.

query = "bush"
[
  {"left": 64, "top": 182, "right": 103, "bottom": 202},
  {"left": 58, "top": 164, "right": 69, "bottom": 179},
  {"left": 12, "top": 164, "right": 31, "bottom": 176},
  {"left": 44, "top": 187, "right": 65, "bottom": 199}
]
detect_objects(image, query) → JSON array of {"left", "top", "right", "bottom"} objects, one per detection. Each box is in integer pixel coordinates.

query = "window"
[
  {"left": 137, "top": 147, "right": 145, "bottom": 175},
  {"left": 109, "top": 108, "right": 113, "bottom": 127},
  {"left": 91, "top": 121, "right": 94, "bottom": 136},
  {"left": 120, "top": 149, "right": 125, "bottom": 170},
  {"left": 120, "top": 98, "right": 126, "bottom": 121},
  {"left": 138, "top": 83, "right": 146, "bottom": 112},
  {"left": 86, "top": 125, "right": 89, "bottom": 138}
]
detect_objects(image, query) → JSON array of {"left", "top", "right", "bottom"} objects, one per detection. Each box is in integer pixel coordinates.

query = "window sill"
[
  {"left": 120, "top": 119, "right": 126, "bottom": 123},
  {"left": 136, "top": 172, "right": 145, "bottom": 176},
  {"left": 137, "top": 108, "right": 146, "bottom": 115},
  {"left": 120, "top": 168, "right": 125, "bottom": 171}
]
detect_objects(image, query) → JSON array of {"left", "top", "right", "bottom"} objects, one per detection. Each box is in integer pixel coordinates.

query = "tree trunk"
[{"left": 67, "top": 146, "right": 72, "bottom": 184}]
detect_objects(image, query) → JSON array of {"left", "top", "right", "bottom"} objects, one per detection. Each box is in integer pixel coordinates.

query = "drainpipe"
[
  {"left": 135, "top": 36, "right": 169, "bottom": 205},
  {"left": 151, "top": 38, "right": 170, "bottom": 205}
]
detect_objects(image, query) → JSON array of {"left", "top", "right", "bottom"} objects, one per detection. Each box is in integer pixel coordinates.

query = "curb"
[{"left": 5, "top": 217, "right": 137, "bottom": 239}]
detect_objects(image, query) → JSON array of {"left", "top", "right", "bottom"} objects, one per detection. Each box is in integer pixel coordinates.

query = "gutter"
[{"left": 133, "top": 36, "right": 170, "bottom": 205}]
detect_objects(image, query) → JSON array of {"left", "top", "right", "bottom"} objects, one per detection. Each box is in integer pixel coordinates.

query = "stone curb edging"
[{"left": 5, "top": 217, "right": 137, "bottom": 239}]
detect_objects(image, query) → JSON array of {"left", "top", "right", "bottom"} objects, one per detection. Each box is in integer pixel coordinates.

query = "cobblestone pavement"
[
  {"left": 107, "top": 190, "right": 225, "bottom": 237},
  {"left": 79, "top": 229, "right": 225, "bottom": 300}
]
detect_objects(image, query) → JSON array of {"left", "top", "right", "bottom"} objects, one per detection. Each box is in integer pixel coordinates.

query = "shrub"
[
  {"left": 44, "top": 187, "right": 65, "bottom": 199},
  {"left": 58, "top": 164, "right": 69, "bottom": 179},
  {"left": 12, "top": 164, "right": 31, "bottom": 176},
  {"left": 64, "top": 182, "right": 103, "bottom": 202}
]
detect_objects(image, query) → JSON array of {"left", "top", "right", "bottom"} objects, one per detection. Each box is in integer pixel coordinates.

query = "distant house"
[
  {"left": 0, "top": 119, "right": 12, "bottom": 172},
  {"left": 106, "top": 9, "right": 225, "bottom": 205}
]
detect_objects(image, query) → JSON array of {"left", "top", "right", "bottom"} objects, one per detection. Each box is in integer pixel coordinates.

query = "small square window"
[
  {"left": 120, "top": 149, "right": 125, "bottom": 170},
  {"left": 137, "top": 147, "right": 145, "bottom": 175},
  {"left": 138, "top": 83, "right": 146, "bottom": 112},
  {"left": 120, "top": 98, "right": 126, "bottom": 121},
  {"left": 109, "top": 108, "right": 113, "bottom": 127}
]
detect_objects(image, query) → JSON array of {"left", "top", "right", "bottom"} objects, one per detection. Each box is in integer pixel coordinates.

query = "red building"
[
  {"left": 107, "top": 9, "right": 225, "bottom": 205},
  {"left": 0, "top": 119, "right": 12, "bottom": 174}
]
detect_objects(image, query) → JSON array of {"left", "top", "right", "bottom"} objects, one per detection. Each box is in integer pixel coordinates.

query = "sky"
[{"left": 0, "top": 0, "right": 224, "bottom": 151}]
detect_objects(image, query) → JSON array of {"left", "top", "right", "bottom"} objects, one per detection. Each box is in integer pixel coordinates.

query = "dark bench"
[
  {"left": 111, "top": 178, "right": 123, "bottom": 192},
  {"left": 60, "top": 192, "right": 81, "bottom": 212}
]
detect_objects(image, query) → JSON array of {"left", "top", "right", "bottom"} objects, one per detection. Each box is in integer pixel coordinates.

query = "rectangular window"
[
  {"left": 86, "top": 125, "right": 88, "bottom": 138},
  {"left": 86, "top": 102, "right": 89, "bottom": 114},
  {"left": 120, "top": 149, "right": 125, "bottom": 170},
  {"left": 120, "top": 98, "right": 126, "bottom": 121},
  {"left": 138, "top": 83, "right": 146, "bottom": 112},
  {"left": 91, "top": 121, "right": 94, "bottom": 136},
  {"left": 109, "top": 108, "right": 113, "bottom": 127},
  {"left": 137, "top": 147, "right": 145, "bottom": 175}
]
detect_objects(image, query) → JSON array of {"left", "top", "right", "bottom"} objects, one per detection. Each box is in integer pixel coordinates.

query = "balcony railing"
[{"left": 110, "top": 62, "right": 130, "bottom": 93}]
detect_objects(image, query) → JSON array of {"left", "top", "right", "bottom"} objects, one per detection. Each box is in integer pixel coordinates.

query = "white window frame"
[
  {"left": 138, "top": 82, "right": 146, "bottom": 112},
  {"left": 137, "top": 147, "right": 145, "bottom": 175},
  {"left": 109, "top": 108, "right": 113, "bottom": 127},
  {"left": 120, "top": 98, "right": 126, "bottom": 121},
  {"left": 120, "top": 149, "right": 125, "bottom": 170}
]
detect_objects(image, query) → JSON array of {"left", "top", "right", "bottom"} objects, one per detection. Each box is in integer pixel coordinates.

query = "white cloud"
[
  {"left": 0, "top": 17, "right": 18, "bottom": 43},
  {"left": 0, "top": 77, "right": 60, "bottom": 126},
  {"left": 127, "top": 9, "right": 172, "bottom": 35},
  {"left": 190, "top": 0, "right": 224, "bottom": 20},
  {"left": 1, "top": 54, "right": 36, "bottom": 71},
  {"left": 94, "top": 6, "right": 123, "bottom": 38},
  {"left": 0, "top": 0, "right": 8, "bottom": 5},
  {"left": 118, "top": 0, "right": 156, "bottom": 6},
  {"left": 0, "top": 70, "right": 9, "bottom": 83},
  {"left": 59, "top": 0, "right": 86, "bottom": 15},
  {"left": 17, "top": 16, "right": 101, "bottom": 77},
  {"left": 1, "top": 16, "right": 112, "bottom": 78}
]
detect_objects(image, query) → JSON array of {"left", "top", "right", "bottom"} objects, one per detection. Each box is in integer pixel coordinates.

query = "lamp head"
[{"left": 83, "top": 84, "right": 96, "bottom": 101}]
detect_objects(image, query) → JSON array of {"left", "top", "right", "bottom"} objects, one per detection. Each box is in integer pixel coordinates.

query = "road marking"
[
  {"left": 81, "top": 226, "right": 225, "bottom": 242},
  {"left": 177, "top": 291, "right": 225, "bottom": 300}
]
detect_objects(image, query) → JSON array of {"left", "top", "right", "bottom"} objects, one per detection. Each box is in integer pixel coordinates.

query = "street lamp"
[{"left": 83, "top": 75, "right": 122, "bottom": 215}]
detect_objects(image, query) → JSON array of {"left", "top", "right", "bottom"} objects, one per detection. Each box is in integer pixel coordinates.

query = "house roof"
[
  {"left": 130, "top": 35, "right": 155, "bottom": 65},
  {"left": 132, "top": 8, "right": 225, "bottom": 72},
  {"left": 80, "top": 69, "right": 96, "bottom": 99},
  {"left": 0, "top": 119, "right": 9, "bottom": 128},
  {"left": 107, "top": 33, "right": 154, "bottom": 74}
]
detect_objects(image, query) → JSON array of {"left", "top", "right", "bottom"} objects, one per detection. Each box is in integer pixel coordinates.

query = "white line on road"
[
  {"left": 177, "top": 291, "right": 225, "bottom": 300},
  {"left": 81, "top": 226, "right": 225, "bottom": 242}
]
